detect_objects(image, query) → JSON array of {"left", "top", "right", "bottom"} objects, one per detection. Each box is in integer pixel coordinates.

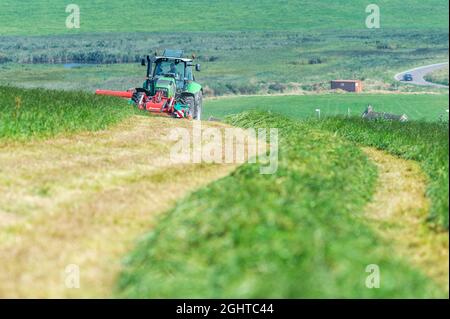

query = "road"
[{"left": 394, "top": 62, "right": 449, "bottom": 88}]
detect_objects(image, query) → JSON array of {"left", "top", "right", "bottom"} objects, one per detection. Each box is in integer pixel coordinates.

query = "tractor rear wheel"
[{"left": 179, "top": 95, "right": 196, "bottom": 120}]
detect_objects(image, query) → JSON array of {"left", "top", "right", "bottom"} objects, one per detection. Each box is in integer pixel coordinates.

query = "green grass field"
[
  {"left": 0, "top": 0, "right": 448, "bottom": 35},
  {"left": 117, "top": 112, "right": 444, "bottom": 298},
  {"left": 0, "top": 86, "right": 133, "bottom": 141},
  {"left": 205, "top": 94, "right": 449, "bottom": 121}
]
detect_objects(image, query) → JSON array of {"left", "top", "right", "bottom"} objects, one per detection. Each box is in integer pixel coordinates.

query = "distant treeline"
[
  {"left": 1, "top": 31, "right": 337, "bottom": 65},
  {"left": 0, "top": 30, "right": 447, "bottom": 66}
]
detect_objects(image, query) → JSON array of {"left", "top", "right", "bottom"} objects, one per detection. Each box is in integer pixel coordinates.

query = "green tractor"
[{"left": 96, "top": 49, "right": 203, "bottom": 120}]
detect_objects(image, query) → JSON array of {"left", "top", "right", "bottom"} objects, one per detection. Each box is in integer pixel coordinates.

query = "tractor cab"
[
  {"left": 142, "top": 49, "right": 201, "bottom": 93},
  {"left": 153, "top": 58, "right": 190, "bottom": 90}
]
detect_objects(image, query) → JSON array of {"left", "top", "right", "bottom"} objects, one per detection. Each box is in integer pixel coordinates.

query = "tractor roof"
[
  {"left": 163, "top": 49, "right": 184, "bottom": 58},
  {"left": 154, "top": 56, "right": 193, "bottom": 64},
  {"left": 155, "top": 49, "right": 193, "bottom": 63}
]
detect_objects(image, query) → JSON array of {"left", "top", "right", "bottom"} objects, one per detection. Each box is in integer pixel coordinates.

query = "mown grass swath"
[
  {"left": 316, "top": 117, "right": 449, "bottom": 229},
  {"left": 206, "top": 93, "right": 449, "bottom": 228},
  {"left": 117, "top": 112, "right": 442, "bottom": 298},
  {"left": 0, "top": 86, "right": 134, "bottom": 141}
]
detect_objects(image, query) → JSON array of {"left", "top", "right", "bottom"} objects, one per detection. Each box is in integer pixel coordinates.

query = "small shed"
[{"left": 331, "top": 80, "right": 363, "bottom": 93}]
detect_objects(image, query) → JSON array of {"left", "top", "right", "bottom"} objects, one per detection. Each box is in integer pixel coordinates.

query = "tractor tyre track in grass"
[
  {"left": 0, "top": 116, "right": 238, "bottom": 298},
  {"left": 363, "top": 148, "right": 449, "bottom": 295}
]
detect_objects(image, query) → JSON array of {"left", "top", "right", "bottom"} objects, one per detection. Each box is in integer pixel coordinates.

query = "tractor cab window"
[
  {"left": 185, "top": 66, "right": 194, "bottom": 81},
  {"left": 154, "top": 61, "right": 185, "bottom": 81}
]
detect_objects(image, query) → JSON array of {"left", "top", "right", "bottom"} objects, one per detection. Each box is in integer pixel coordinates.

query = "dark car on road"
[{"left": 403, "top": 73, "right": 413, "bottom": 81}]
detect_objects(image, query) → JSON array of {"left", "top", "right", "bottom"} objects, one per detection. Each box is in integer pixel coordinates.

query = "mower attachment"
[{"left": 95, "top": 89, "right": 191, "bottom": 119}]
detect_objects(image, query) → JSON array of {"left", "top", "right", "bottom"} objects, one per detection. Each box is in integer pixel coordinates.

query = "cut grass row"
[
  {"left": 315, "top": 118, "right": 449, "bottom": 229},
  {"left": 117, "top": 111, "right": 443, "bottom": 298},
  {"left": 0, "top": 116, "right": 237, "bottom": 297},
  {"left": 0, "top": 86, "right": 134, "bottom": 141},
  {"left": 2, "top": 87, "right": 446, "bottom": 229},
  {"left": 1, "top": 87, "right": 446, "bottom": 296},
  {"left": 206, "top": 94, "right": 449, "bottom": 229}
]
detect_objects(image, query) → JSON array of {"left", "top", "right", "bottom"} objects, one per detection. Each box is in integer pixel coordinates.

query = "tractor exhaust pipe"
[
  {"left": 146, "top": 55, "right": 152, "bottom": 78},
  {"left": 141, "top": 55, "right": 152, "bottom": 79}
]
